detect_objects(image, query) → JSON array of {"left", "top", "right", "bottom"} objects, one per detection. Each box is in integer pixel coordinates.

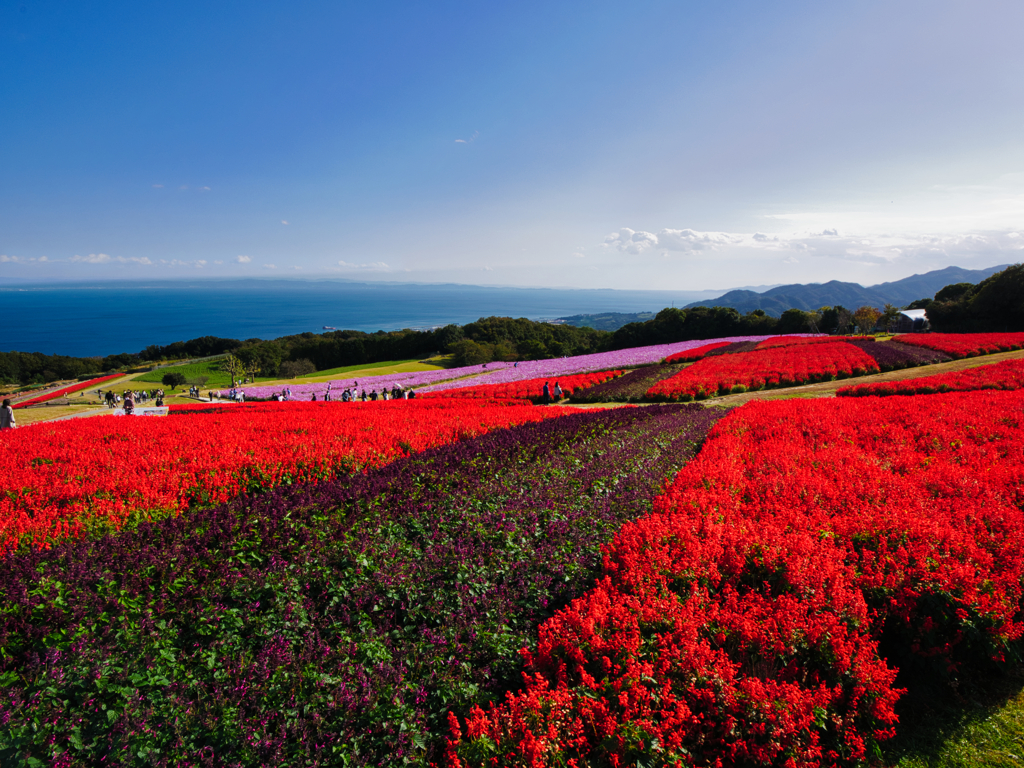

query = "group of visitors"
[
  {"left": 102, "top": 389, "right": 164, "bottom": 410},
  {"left": 306, "top": 385, "right": 418, "bottom": 402},
  {"left": 224, "top": 388, "right": 246, "bottom": 403}
]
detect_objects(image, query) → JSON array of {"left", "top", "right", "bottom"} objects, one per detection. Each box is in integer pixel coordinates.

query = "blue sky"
[{"left": 2, "top": 0, "right": 1023, "bottom": 290}]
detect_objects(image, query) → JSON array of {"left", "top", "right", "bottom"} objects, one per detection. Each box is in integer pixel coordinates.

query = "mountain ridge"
[{"left": 682, "top": 265, "right": 1010, "bottom": 316}]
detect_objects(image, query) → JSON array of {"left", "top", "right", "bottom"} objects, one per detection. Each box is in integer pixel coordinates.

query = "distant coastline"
[{"left": 0, "top": 279, "right": 723, "bottom": 358}]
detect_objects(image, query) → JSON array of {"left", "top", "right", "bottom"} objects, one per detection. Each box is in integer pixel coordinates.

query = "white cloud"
[
  {"left": 337, "top": 259, "right": 392, "bottom": 271},
  {"left": 235, "top": 255, "right": 252, "bottom": 263},
  {"left": 281, "top": 220, "right": 289, "bottom": 225},
  {"left": 214, "top": 260, "right": 224, "bottom": 264},
  {"left": 201, "top": 186, "right": 211, "bottom": 191},
  {"left": 573, "top": 252, "right": 586, "bottom": 259},
  {"left": 70, "top": 253, "right": 153, "bottom": 265},
  {"left": 195, "top": 260, "right": 207, "bottom": 267},
  {"left": 604, "top": 227, "right": 741, "bottom": 255},
  {"left": 179, "top": 185, "right": 188, "bottom": 190},
  {"left": 603, "top": 224, "right": 1024, "bottom": 269},
  {"left": 604, "top": 228, "right": 659, "bottom": 255},
  {"left": 263, "top": 263, "right": 277, "bottom": 269},
  {"left": 455, "top": 130, "right": 479, "bottom": 144}
]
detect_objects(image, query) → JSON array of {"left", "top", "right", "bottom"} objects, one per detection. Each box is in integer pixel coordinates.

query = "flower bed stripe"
[
  {"left": 838, "top": 356, "right": 1024, "bottom": 397},
  {"left": 896, "top": 332, "right": 1024, "bottom": 358},
  {"left": 0, "top": 400, "right": 565, "bottom": 552},
  {"left": 0, "top": 404, "right": 725, "bottom": 766},
  {"left": 418, "top": 371, "right": 622, "bottom": 401},
  {"left": 647, "top": 341, "right": 880, "bottom": 400},
  {"left": 12, "top": 373, "right": 124, "bottom": 409},
  {"left": 663, "top": 341, "right": 733, "bottom": 363},
  {"left": 447, "top": 390, "right": 1024, "bottom": 767}
]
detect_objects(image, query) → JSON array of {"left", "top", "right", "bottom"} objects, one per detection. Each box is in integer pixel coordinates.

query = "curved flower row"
[
  {"left": 0, "top": 400, "right": 565, "bottom": 552},
  {"left": 419, "top": 371, "right": 623, "bottom": 401},
  {"left": 662, "top": 341, "right": 733, "bottom": 363},
  {"left": 228, "top": 361, "right": 511, "bottom": 400},
  {"left": 647, "top": 341, "right": 880, "bottom": 400},
  {"left": 896, "top": 332, "right": 1024, "bottom": 358},
  {"left": 754, "top": 334, "right": 859, "bottom": 349},
  {"left": 418, "top": 337, "right": 794, "bottom": 394},
  {"left": 13, "top": 373, "right": 124, "bottom": 409},
  {"left": 447, "top": 390, "right": 1024, "bottom": 767},
  {"left": 838, "top": 356, "right": 1024, "bottom": 397}
]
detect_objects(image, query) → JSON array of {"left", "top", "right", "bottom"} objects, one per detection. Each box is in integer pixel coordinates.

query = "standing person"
[
  {"left": 542, "top": 381, "right": 551, "bottom": 404},
  {"left": 123, "top": 391, "right": 135, "bottom": 416},
  {"left": 553, "top": 381, "right": 563, "bottom": 400},
  {"left": 0, "top": 399, "right": 16, "bottom": 430}
]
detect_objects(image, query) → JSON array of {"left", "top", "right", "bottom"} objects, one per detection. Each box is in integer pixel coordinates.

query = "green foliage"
[
  {"left": 608, "top": 305, "right": 790, "bottom": 350},
  {"left": 137, "top": 359, "right": 265, "bottom": 389},
  {"left": 161, "top": 372, "right": 187, "bottom": 390},
  {"left": 278, "top": 359, "right": 316, "bottom": 378},
  {"left": 928, "top": 264, "right": 1024, "bottom": 332}
]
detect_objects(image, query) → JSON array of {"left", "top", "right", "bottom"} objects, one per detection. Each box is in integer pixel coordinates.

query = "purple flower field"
[
  {"left": 224, "top": 337, "right": 793, "bottom": 400},
  {"left": 225, "top": 361, "right": 513, "bottom": 400}
]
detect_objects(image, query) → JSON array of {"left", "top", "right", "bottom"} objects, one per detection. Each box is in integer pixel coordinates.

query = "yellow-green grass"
[
  {"left": 132, "top": 357, "right": 275, "bottom": 389},
  {"left": 884, "top": 667, "right": 1024, "bottom": 768},
  {"left": 296, "top": 358, "right": 444, "bottom": 381}
]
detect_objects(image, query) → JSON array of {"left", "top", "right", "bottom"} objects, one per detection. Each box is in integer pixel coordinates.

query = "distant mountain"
[{"left": 682, "top": 265, "right": 1010, "bottom": 317}]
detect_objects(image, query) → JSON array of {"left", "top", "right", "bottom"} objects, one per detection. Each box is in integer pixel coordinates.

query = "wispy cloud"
[
  {"left": 337, "top": 259, "right": 392, "bottom": 272},
  {"left": 263, "top": 263, "right": 277, "bottom": 269},
  {"left": 71, "top": 253, "right": 153, "bottom": 265},
  {"left": 152, "top": 184, "right": 164, "bottom": 189},
  {"left": 281, "top": 220, "right": 289, "bottom": 225},
  {"left": 235, "top": 255, "right": 252, "bottom": 263},
  {"left": 455, "top": 130, "right": 479, "bottom": 144}
]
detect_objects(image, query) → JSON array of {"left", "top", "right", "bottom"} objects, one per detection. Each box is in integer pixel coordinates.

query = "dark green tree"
[{"left": 161, "top": 372, "right": 187, "bottom": 391}]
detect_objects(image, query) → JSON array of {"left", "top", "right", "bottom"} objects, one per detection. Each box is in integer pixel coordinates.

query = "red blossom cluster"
[
  {"left": 838, "top": 357, "right": 1024, "bottom": 397},
  {"left": 0, "top": 400, "right": 564, "bottom": 552},
  {"left": 896, "top": 332, "right": 1024, "bottom": 358},
  {"left": 647, "top": 342, "right": 880, "bottom": 400},
  {"left": 754, "top": 335, "right": 864, "bottom": 349},
  {"left": 662, "top": 342, "right": 733, "bottom": 364},
  {"left": 419, "top": 371, "right": 623, "bottom": 401},
  {"left": 447, "top": 391, "right": 1024, "bottom": 767},
  {"left": 12, "top": 373, "right": 124, "bottom": 409}
]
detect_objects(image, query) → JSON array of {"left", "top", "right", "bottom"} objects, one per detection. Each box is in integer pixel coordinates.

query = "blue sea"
[{"left": 0, "top": 279, "right": 719, "bottom": 357}]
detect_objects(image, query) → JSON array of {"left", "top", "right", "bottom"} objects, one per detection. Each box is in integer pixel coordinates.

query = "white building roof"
[{"left": 900, "top": 309, "right": 928, "bottom": 320}]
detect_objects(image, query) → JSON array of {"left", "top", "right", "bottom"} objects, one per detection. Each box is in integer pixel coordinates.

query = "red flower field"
[
  {"left": 896, "top": 332, "right": 1024, "bottom": 358},
  {"left": 419, "top": 371, "right": 623, "bottom": 401},
  {"left": 647, "top": 341, "right": 880, "bottom": 400},
  {"left": 0, "top": 400, "right": 566, "bottom": 552},
  {"left": 838, "top": 356, "right": 1024, "bottom": 397},
  {"left": 662, "top": 341, "right": 733, "bottom": 363},
  {"left": 13, "top": 373, "right": 124, "bottom": 409},
  {"left": 447, "top": 390, "right": 1024, "bottom": 767}
]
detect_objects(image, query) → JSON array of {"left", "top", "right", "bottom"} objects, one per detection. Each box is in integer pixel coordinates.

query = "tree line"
[{"left": 3, "top": 264, "right": 1020, "bottom": 387}]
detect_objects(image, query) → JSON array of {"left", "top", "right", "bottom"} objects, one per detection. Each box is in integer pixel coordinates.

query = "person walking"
[
  {"left": 542, "top": 381, "right": 551, "bottom": 405},
  {"left": 0, "top": 399, "right": 16, "bottom": 430}
]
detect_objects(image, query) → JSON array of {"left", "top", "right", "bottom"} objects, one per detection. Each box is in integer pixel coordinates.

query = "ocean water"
[{"left": 0, "top": 279, "right": 712, "bottom": 357}]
